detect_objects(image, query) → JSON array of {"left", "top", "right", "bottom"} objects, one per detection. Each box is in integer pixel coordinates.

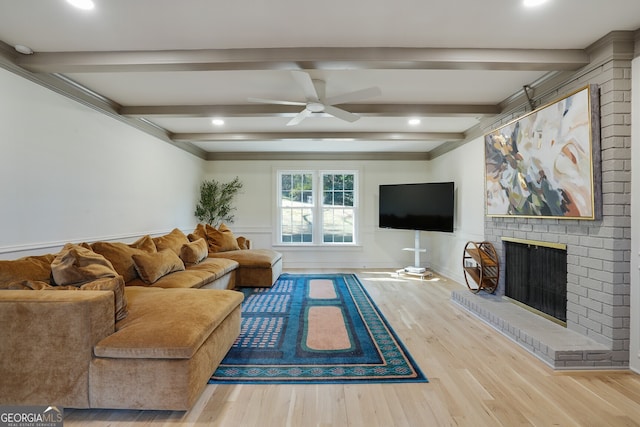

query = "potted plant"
[{"left": 194, "top": 177, "right": 243, "bottom": 226}]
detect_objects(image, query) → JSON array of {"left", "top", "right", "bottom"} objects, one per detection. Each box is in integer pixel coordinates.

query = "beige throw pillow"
[
  {"left": 152, "top": 228, "right": 189, "bottom": 256},
  {"left": 0, "top": 254, "right": 56, "bottom": 284},
  {"left": 205, "top": 223, "right": 241, "bottom": 253},
  {"left": 129, "top": 235, "right": 157, "bottom": 253},
  {"left": 132, "top": 249, "right": 185, "bottom": 284},
  {"left": 180, "top": 238, "right": 208, "bottom": 265},
  {"left": 51, "top": 243, "right": 118, "bottom": 286},
  {"left": 91, "top": 241, "right": 155, "bottom": 283},
  {"left": 188, "top": 223, "right": 207, "bottom": 243}
]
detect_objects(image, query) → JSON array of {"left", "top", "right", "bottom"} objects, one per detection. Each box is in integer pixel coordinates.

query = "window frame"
[{"left": 276, "top": 169, "right": 359, "bottom": 246}]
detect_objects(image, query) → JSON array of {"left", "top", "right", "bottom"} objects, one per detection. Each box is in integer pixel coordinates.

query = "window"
[{"left": 277, "top": 170, "right": 358, "bottom": 245}]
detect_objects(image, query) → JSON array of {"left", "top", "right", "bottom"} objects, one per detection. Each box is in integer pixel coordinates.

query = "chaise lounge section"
[
  {"left": 189, "top": 223, "right": 283, "bottom": 287},
  {"left": 0, "top": 229, "right": 246, "bottom": 411}
]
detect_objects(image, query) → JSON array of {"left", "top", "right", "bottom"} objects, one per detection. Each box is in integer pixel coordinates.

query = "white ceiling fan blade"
[
  {"left": 324, "top": 86, "right": 382, "bottom": 106},
  {"left": 247, "top": 97, "right": 306, "bottom": 106},
  {"left": 291, "top": 71, "right": 319, "bottom": 102},
  {"left": 324, "top": 105, "right": 360, "bottom": 123},
  {"left": 286, "top": 108, "right": 313, "bottom": 126}
]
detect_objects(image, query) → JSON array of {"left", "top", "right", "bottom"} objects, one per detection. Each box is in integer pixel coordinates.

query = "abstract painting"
[{"left": 484, "top": 85, "right": 600, "bottom": 219}]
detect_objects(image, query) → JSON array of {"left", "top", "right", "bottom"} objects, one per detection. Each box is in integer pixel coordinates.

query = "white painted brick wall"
[{"left": 483, "top": 35, "right": 633, "bottom": 366}]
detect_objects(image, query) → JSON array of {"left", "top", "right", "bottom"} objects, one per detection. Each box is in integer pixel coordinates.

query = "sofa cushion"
[
  {"left": 91, "top": 241, "right": 155, "bottom": 283},
  {"left": 205, "top": 223, "right": 241, "bottom": 253},
  {"left": 0, "top": 254, "right": 55, "bottom": 284},
  {"left": 51, "top": 243, "right": 117, "bottom": 286},
  {"left": 132, "top": 249, "right": 185, "bottom": 284},
  {"left": 126, "top": 258, "right": 239, "bottom": 289},
  {"left": 208, "top": 248, "right": 282, "bottom": 268},
  {"left": 153, "top": 228, "right": 189, "bottom": 256},
  {"left": 94, "top": 287, "right": 244, "bottom": 359},
  {"left": 180, "top": 238, "right": 208, "bottom": 265}
]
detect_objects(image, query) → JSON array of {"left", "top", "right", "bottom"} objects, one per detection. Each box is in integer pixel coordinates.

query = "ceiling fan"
[{"left": 248, "top": 71, "right": 382, "bottom": 126}]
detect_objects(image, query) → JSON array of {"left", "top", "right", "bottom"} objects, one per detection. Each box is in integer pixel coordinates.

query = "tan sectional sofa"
[
  {"left": 0, "top": 226, "right": 282, "bottom": 411},
  {"left": 190, "top": 223, "right": 283, "bottom": 287}
]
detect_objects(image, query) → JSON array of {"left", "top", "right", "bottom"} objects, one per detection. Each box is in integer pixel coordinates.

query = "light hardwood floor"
[{"left": 65, "top": 270, "right": 640, "bottom": 426}]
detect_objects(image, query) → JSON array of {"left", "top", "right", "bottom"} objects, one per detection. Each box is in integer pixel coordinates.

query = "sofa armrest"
[{"left": 0, "top": 290, "right": 115, "bottom": 408}]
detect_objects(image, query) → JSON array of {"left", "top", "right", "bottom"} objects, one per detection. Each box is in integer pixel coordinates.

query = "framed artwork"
[{"left": 484, "top": 85, "right": 601, "bottom": 219}]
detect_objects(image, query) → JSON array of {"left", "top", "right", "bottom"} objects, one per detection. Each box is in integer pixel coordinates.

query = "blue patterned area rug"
[{"left": 209, "top": 273, "right": 427, "bottom": 384}]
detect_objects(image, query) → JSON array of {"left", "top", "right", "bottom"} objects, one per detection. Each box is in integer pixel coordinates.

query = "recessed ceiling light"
[
  {"left": 211, "top": 118, "right": 225, "bottom": 126},
  {"left": 66, "top": 0, "right": 95, "bottom": 10},
  {"left": 523, "top": 0, "right": 548, "bottom": 7},
  {"left": 408, "top": 118, "right": 421, "bottom": 126}
]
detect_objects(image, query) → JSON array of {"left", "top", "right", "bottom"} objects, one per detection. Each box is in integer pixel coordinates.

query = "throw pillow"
[
  {"left": 91, "top": 241, "right": 155, "bottom": 283},
  {"left": 50, "top": 243, "right": 118, "bottom": 286},
  {"left": 129, "top": 235, "right": 157, "bottom": 253},
  {"left": 152, "top": 228, "right": 189, "bottom": 256},
  {"left": 188, "top": 223, "right": 207, "bottom": 242},
  {"left": 205, "top": 223, "right": 241, "bottom": 253},
  {"left": 180, "top": 238, "right": 208, "bottom": 265},
  {"left": 236, "top": 236, "right": 250, "bottom": 250},
  {"left": 0, "top": 280, "right": 51, "bottom": 290},
  {"left": 0, "top": 254, "right": 56, "bottom": 284},
  {"left": 132, "top": 249, "right": 185, "bottom": 284}
]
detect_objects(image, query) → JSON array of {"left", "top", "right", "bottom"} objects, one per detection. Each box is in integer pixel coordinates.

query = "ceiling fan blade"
[
  {"left": 291, "top": 71, "right": 319, "bottom": 102},
  {"left": 247, "top": 97, "right": 306, "bottom": 106},
  {"left": 286, "top": 108, "right": 313, "bottom": 126},
  {"left": 323, "top": 105, "right": 360, "bottom": 123},
  {"left": 324, "top": 86, "right": 382, "bottom": 106}
]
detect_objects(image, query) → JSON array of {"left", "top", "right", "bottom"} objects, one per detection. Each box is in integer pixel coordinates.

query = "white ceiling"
[{"left": 1, "top": 0, "right": 639, "bottom": 158}]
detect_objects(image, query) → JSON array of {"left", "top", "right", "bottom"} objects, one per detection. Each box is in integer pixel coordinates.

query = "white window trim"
[{"left": 275, "top": 169, "right": 359, "bottom": 246}]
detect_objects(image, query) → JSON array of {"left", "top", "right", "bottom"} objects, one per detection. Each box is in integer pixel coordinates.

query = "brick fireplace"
[{"left": 452, "top": 33, "right": 632, "bottom": 369}]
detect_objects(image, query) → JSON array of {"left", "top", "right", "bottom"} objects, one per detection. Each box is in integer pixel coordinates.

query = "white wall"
[
  {"left": 206, "top": 151, "right": 484, "bottom": 280},
  {"left": 205, "top": 159, "right": 435, "bottom": 269},
  {"left": 630, "top": 56, "right": 640, "bottom": 373},
  {"left": 0, "top": 67, "right": 205, "bottom": 259},
  {"left": 426, "top": 137, "right": 486, "bottom": 284}
]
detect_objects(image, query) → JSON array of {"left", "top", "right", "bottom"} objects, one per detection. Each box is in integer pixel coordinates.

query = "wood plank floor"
[{"left": 64, "top": 270, "right": 640, "bottom": 426}]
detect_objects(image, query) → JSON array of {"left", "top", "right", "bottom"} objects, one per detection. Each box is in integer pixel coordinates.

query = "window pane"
[
  {"left": 303, "top": 174, "right": 313, "bottom": 189},
  {"left": 334, "top": 174, "right": 344, "bottom": 190},
  {"left": 323, "top": 174, "right": 333, "bottom": 190},
  {"left": 323, "top": 207, "right": 354, "bottom": 243},
  {"left": 334, "top": 191, "right": 344, "bottom": 206},
  {"left": 344, "top": 175, "right": 354, "bottom": 190},
  {"left": 282, "top": 174, "right": 291, "bottom": 191},
  {"left": 323, "top": 191, "right": 333, "bottom": 205},
  {"left": 281, "top": 207, "right": 313, "bottom": 243},
  {"left": 344, "top": 191, "right": 354, "bottom": 207}
]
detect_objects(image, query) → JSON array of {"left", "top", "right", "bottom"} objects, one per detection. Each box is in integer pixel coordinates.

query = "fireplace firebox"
[{"left": 502, "top": 238, "right": 567, "bottom": 324}]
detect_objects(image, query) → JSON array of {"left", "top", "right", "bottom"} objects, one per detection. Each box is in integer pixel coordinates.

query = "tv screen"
[{"left": 379, "top": 182, "right": 454, "bottom": 232}]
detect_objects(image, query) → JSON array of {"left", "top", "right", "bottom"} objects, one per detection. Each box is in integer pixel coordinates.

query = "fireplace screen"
[{"left": 504, "top": 239, "right": 567, "bottom": 323}]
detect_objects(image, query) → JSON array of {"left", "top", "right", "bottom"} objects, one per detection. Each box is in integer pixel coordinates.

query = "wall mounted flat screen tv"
[{"left": 379, "top": 182, "right": 454, "bottom": 232}]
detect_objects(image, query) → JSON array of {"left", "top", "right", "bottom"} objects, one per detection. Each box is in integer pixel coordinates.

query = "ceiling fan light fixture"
[{"left": 306, "top": 102, "right": 325, "bottom": 113}]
